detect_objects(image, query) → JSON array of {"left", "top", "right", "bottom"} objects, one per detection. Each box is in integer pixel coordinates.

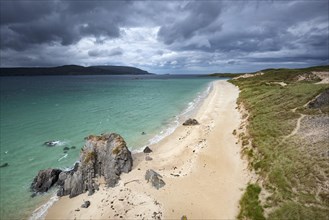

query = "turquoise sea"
[{"left": 0, "top": 75, "right": 216, "bottom": 219}]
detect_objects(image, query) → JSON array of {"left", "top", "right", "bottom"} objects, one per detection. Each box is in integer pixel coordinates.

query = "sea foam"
[
  {"left": 29, "top": 195, "right": 58, "bottom": 220},
  {"left": 143, "top": 82, "right": 213, "bottom": 149}
]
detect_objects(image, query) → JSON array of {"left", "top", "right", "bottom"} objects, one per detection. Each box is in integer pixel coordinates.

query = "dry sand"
[
  {"left": 313, "top": 71, "right": 329, "bottom": 84},
  {"left": 45, "top": 80, "right": 250, "bottom": 219}
]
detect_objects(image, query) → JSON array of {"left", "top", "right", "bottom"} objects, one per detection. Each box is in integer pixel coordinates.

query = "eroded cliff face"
[{"left": 31, "top": 133, "right": 133, "bottom": 198}]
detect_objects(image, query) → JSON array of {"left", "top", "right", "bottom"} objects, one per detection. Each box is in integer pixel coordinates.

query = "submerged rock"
[
  {"left": 145, "top": 169, "right": 165, "bottom": 189},
  {"left": 182, "top": 118, "right": 199, "bottom": 126},
  {"left": 32, "top": 133, "right": 133, "bottom": 198},
  {"left": 143, "top": 146, "right": 152, "bottom": 153},
  {"left": 0, "top": 163, "right": 9, "bottom": 168},
  {"left": 63, "top": 147, "right": 70, "bottom": 151},
  {"left": 44, "top": 141, "right": 60, "bottom": 146},
  {"left": 31, "top": 168, "right": 62, "bottom": 193}
]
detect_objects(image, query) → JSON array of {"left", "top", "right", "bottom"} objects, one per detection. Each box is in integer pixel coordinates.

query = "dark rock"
[
  {"left": 143, "top": 146, "right": 152, "bottom": 153},
  {"left": 182, "top": 118, "right": 199, "bottom": 126},
  {"left": 145, "top": 169, "right": 165, "bottom": 189},
  {"left": 57, "top": 133, "right": 133, "bottom": 197},
  {"left": 57, "top": 169, "right": 85, "bottom": 197},
  {"left": 34, "top": 133, "right": 133, "bottom": 198},
  {"left": 31, "top": 192, "right": 37, "bottom": 198},
  {"left": 71, "top": 146, "right": 76, "bottom": 149},
  {"left": 31, "top": 168, "right": 62, "bottom": 193},
  {"left": 63, "top": 150, "right": 68, "bottom": 154},
  {"left": 308, "top": 89, "right": 329, "bottom": 109},
  {"left": 81, "top": 201, "right": 90, "bottom": 208},
  {"left": 63, "top": 147, "right": 70, "bottom": 151},
  {"left": 44, "top": 141, "right": 59, "bottom": 146},
  {"left": 0, "top": 163, "right": 9, "bottom": 168},
  {"left": 145, "top": 156, "right": 153, "bottom": 161}
]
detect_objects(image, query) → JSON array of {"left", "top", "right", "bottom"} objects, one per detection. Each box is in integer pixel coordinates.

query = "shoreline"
[
  {"left": 29, "top": 80, "right": 213, "bottom": 220},
  {"left": 142, "top": 81, "right": 213, "bottom": 149},
  {"left": 44, "top": 80, "right": 249, "bottom": 219}
]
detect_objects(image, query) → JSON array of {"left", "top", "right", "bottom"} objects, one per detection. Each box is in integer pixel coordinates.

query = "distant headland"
[{"left": 0, "top": 65, "right": 154, "bottom": 76}]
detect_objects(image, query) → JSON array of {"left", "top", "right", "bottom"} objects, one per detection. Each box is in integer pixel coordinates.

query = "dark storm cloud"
[
  {"left": 157, "top": 1, "right": 328, "bottom": 53},
  {"left": 0, "top": 0, "right": 328, "bottom": 72},
  {"left": 0, "top": 0, "right": 56, "bottom": 25},
  {"left": 158, "top": 1, "right": 223, "bottom": 45},
  {"left": 0, "top": 0, "right": 136, "bottom": 51}
]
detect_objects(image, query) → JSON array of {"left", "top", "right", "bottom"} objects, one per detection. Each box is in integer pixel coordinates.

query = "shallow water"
[{"left": 0, "top": 75, "right": 216, "bottom": 219}]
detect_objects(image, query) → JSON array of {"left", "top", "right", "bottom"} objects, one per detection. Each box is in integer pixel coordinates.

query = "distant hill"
[
  {"left": 208, "top": 65, "right": 329, "bottom": 78},
  {"left": 0, "top": 65, "right": 153, "bottom": 76}
]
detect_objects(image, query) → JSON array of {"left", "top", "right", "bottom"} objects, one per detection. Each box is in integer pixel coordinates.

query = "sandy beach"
[{"left": 45, "top": 80, "right": 249, "bottom": 219}]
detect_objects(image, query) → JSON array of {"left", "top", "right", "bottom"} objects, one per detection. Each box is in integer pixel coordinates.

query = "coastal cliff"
[{"left": 31, "top": 133, "right": 133, "bottom": 198}]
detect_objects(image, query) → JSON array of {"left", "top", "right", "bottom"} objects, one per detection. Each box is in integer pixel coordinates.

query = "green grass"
[
  {"left": 230, "top": 66, "right": 329, "bottom": 219},
  {"left": 238, "top": 184, "right": 265, "bottom": 220}
]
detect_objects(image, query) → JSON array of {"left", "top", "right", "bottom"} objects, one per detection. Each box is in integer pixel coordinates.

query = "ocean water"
[{"left": 0, "top": 75, "right": 216, "bottom": 219}]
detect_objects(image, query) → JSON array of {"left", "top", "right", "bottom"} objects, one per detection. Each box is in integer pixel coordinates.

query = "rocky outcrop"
[
  {"left": 182, "top": 118, "right": 199, "bottom": 126},
  {"left": 31, "top": 168, "right": 62, "bottom": 193},
  {"left": 32, "top": 133, "right": 133, "bottom": 198},
  {"left": 145, "top": 169, "right": 165, "bottom": 189},
  {"left": 308, "top": 89, "right": 329, "bottom": 109}
]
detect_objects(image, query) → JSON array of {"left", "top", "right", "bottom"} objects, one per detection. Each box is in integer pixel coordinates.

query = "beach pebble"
[
  {"left": 81, "top": 201, "right": 90, "bottom": 208},
  {"left": 145, "top": 155, "right": 153, "bottom": 161}
]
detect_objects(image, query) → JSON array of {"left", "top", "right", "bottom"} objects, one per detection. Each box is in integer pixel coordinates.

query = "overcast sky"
[{"left": 0, "top": 0, "right": 328, "bottom": 74}]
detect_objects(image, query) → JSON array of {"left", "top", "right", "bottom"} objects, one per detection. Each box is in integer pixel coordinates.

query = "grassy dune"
[{"left": 229, "top": 66, "right": 329, "bottom": 219}]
